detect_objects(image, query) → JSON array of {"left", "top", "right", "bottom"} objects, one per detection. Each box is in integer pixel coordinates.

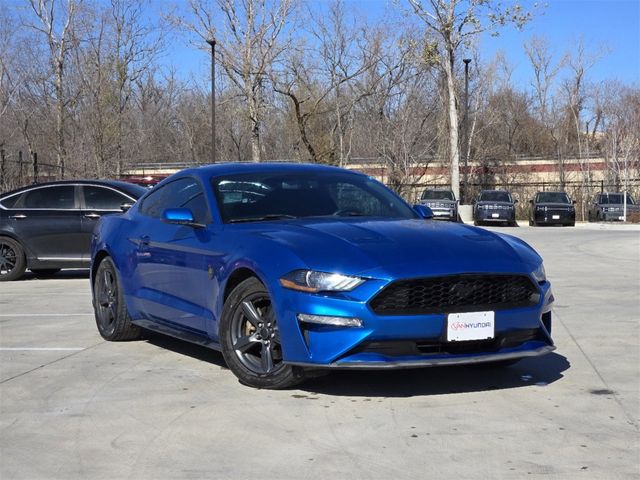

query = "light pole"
[
  {"left": 206, "top": 38, "right": 217, "bottom": 164},
  {"left": 462, "top": 58, "right": 471, "bottom": 203}
]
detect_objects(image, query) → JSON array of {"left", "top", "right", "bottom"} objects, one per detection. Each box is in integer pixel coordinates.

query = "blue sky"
[{"left": 160, "top": 0, "right": 639, "bottom": 89}]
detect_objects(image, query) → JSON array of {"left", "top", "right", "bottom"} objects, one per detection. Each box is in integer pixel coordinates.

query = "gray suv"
[
  {"left": 587, "top": 192, "right": 639, "bottom": 222},
  {"left": 419, "top": 189, "right": 458, "bottom": 221}
]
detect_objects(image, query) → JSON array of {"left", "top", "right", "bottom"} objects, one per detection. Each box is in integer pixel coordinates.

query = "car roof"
[
  {"left": 154, "top": 162, "right": 367, "bottom": 188},
  {"left": 0, "top": 179, "right": 147, "bottom": 199}
]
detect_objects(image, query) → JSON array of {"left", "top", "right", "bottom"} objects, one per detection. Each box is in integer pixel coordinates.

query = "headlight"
[
  {"left": 280, "top": 270, "right": 365, "bottom": 293},
  {"left": 531, "top": 263, "right": 546, "bottom": 283}
]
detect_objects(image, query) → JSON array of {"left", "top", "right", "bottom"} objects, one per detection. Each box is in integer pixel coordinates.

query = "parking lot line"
[
  {"left": 0, "top": 313, "right": 93, "bottom": 317},
  {"left": 0, "top": 348, "right": 85, "bottom": 351}
]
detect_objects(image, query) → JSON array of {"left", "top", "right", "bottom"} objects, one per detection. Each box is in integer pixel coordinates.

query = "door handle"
[
  {"left": 9, "top": 214, "right": 27, "bottom": 219},
  {"left": 84, "top": 213, "right": 101, "bottom": 219},
  {"left": 139, "top": 235, "right": 150, "bottom": 246}
]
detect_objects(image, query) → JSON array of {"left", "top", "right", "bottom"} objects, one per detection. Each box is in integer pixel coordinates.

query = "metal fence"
[{"left": 402, "top": 179, "right": 640, "bottom": 222}]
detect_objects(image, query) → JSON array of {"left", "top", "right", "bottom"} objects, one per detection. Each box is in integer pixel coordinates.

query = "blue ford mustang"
[{"left": 91, "top": 164, "right": 554, "bottom": 389}]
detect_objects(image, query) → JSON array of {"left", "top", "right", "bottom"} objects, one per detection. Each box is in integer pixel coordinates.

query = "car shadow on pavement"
[
  {"left": 144, "top": 332, "right": 229, "bottom": 370},
  {"left": 301, "top": 353, "right": 570, "bottom": 397},
  {"left": 17, "top": 269, "right": 90, "bottom": 281}
]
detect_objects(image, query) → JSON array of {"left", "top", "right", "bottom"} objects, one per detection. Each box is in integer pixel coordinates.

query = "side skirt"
[{"left": 132, "top": 318, "right": 222, "bottom": 351}]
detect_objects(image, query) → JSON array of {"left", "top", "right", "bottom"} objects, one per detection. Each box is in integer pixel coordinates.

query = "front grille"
[{"left": 370, "top": 274, "right": 539, "bottom": 315}]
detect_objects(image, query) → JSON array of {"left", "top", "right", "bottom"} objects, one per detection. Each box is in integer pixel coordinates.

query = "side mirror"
[
  {"left": 413, "top": 204, "right": 433, "bottom": 219},
  {"left": 529, "top": 199, "right": 533, "bottom": 204},
  {"left": 572, "top": 200, "right": 576, "bottom": 204},
  {"left": 120, "top": 202, "right": 133, "bottom": 212},
  {"left": 514, "top": 199, "right": 519, "bottom": 204},
  {"left": 162, "top": 208, "right": 204, "bottom": 228},
  {"left": 472, "top": 199, "right": 476, "bottom": 205}
]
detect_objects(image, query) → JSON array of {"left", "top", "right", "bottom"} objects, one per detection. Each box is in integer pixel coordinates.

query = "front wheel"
[
  {"left": 220, "top": 277, "right": 305, "bottom": 389},
  {"left": 0, "top": 237, "right": 26, "bottom": 282},
  {"left": 93, "top": 256, "right": 141, "bottom": 341}
]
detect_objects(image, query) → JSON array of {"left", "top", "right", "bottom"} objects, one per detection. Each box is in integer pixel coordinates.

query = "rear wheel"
[
  {"left": 220, "top": 277, "right": 305, "bottom": 389},
  {"left": 0, "top": 237, "right": 26, "bottom": 282},
  {"left": 93, "top": 256, "right": 141, "bottom": 341}
]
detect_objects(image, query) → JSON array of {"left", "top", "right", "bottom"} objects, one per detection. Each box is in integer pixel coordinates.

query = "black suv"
[
  {"left": 473, "top": 190, "right": 518, "bottom": 226},
  {"left": 0, "top": 180, "right": 146, "bottom": 281},
  {"left": 529, "top": 191, "right": 575, "bottom": 226},
  {"left": 419, "top": 189, "right": 458, "bottom": 221},
  {"left": 587, "top": 192, "right": 639, "bottom": 222}
]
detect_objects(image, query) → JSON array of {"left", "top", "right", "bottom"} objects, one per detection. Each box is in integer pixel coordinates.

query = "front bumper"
[
  {"left": 475, "top": 209, "right": 515, "bottom": 223},
  {"left": 274, "top": 278, "right": 555, "bottom": 368},
  {"left": 602, "top": 210, "right": 628, "bottom": 221},
  {"left": 430, "top": 208, "right": 457, "bottom": 221},
  {"left": 534, "top": 210, "right": 575, "bottom": 225}
]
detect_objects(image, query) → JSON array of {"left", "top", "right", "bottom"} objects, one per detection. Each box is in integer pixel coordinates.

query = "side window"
[
  {"left": 21, "top": 186, "right": 76, "bottom": 209},
  {"left": 139, "top": 177, "right": 209, "bottom": 223},
  {"left": 139, "top": 184, "right": 167, "bottom": 218},
  {"left": 83, "top": 186, "right": 130, "bottom": 210},
  {"left": 0, "top": 194, "right": 22, "bottom": 209}
]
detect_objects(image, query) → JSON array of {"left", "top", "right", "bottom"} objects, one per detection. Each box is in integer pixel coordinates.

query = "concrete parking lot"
[{"left": 1, "top": 223, "right": 638, "bottom": 479}]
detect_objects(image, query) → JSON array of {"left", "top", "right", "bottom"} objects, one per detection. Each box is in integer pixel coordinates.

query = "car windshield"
[
  {"left": 536, "top": 192, "right": 570, "bottom": 204},
  {"left": 212, "top": 171, "right": 417, "bottom": 223},
  {"left": 422, "top": 190, "right": 454, "bottom": 201},
  {"left": 600, "top": 193, "right": 635, "bottom": 205},
  {"left": 479, "top": 191, "right": 511, "bottom": 202}
]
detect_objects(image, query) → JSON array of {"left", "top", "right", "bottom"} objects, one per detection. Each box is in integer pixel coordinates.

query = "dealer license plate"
[
  {"left": 491, "top": 213, "right": 500, "bottom": 218},
  {"left": 552, "top": 215, "right": 560, "bottom": 220},
  {"left": 447, "top": 311, "right": 495, "bottom": 342},
  {"left": 434, "top": 211, "right": 447, "bottom": 216}
]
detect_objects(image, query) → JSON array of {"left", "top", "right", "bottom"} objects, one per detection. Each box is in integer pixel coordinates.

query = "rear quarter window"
[{"left": 0, "top": 194, "right": 21, "bottom": 209}]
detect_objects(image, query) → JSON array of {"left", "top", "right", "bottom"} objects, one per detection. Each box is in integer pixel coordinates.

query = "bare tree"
[
  {"left": 25, "top": 0, "right": 80, "bottom": 179},
  {"left": 405, "top": 0, "right": 535, "bottom": 200},
  {"left": 177, "top": 0, "right": 297, "bottom": 162}
]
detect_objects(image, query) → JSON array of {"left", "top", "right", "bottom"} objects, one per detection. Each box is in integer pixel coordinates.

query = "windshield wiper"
[{"left": 229, "top": 214, "right": 297, "bottom": 223}]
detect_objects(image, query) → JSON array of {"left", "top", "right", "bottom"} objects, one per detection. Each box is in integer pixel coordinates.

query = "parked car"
[
  {"left": 473, "top": 190, "right": 518, "bottom": 226},
  {"left": 529, "top": 191, "right": 576, "bottom": 227},
  {"left": 587, "top": 192, "right": 639, "bottom": 222},
  {"left": 419, "top": 188, "right": 459, "bottom": 221},
  {"left": 91, "top": 163, "right": 554, "bottom": 389},
  {"left": 0, "top": 180, "right": 146, "bottom": 281}
]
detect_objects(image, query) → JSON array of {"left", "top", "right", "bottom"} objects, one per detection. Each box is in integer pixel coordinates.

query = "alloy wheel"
[
  {"left": 0, "top": 241, "right": 17, "bottom": 276},
  {"left": 230, "top": 293, "right": 284, "bottom": 376},
  {"left": 95, "top": 268, "right": 118, "bottom": 335}
]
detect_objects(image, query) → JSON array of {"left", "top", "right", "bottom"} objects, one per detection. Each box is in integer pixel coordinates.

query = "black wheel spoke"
[
  {"left": 233, "top": 333, "right": 260, "bottom": 353},
  {"left": 241, "top": 300, "right": 262, "bottom": 327},
  {"left": 261, "top": 343, "right": 274, "bottom": 374}
]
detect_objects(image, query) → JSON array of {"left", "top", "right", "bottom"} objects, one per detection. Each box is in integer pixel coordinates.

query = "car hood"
[
  {"left": 535, "top": 203, "right": 573, "bottom": 208},
  {"left": 249, "top": 218, "right": 540, "bottom": 280},
  {"left": 476, "top": 201, "right": 514, "bottom": 206},
  {"left": 599, "top": 203, "right": 639, "bottom": 209}
]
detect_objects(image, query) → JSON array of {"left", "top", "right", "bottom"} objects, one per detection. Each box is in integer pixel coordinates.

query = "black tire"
[
  {"left": 93, "top": 256, "right": 141, "bottom": 341},
  {"left": 0, "top": 237, "right": 27, "bottom": 282},
  {"left": 220, "top": 277, "right": 305, "bottom": 389},
  {"left": 31, "top": 268, "right": 61, "bottom": 278}
]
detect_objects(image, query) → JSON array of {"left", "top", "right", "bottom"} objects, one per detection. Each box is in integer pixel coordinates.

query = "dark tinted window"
[
  {"left": 83, "top": 186, "right": 130, "bottom": 210},
  {"left": 479, "top": 191, "right": 511, "bottom": 202},
  {"left": 599, "top": 193, "right": 634, "bottom": 205},
  {"left": 0, "top": 194, "right": 21, "bottom": 209},
  {"left": 140, "top": 177, "right": 209, "bottom": 222},
  {"left": 213, "top": 171, "right": 416, "bottom": 223},
  {"left": 422, "top": 190, "right": 454, "bottom": 200},
  {"left": 21, "top": 186, "right": 76, "bottom": 209},
  {"left": 535, "top": 192, "right": 570, "bottom": 204}
]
